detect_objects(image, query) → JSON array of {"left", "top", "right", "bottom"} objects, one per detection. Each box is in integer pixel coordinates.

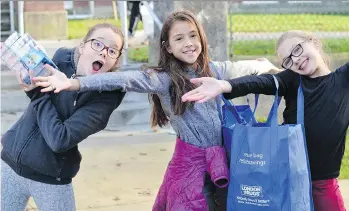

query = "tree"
[
  {"left": 148, "top": 1, "right": 173, "bottom": 65},
  {"left": 149, "top": 1, "right": 228, "bottom": 64},
  {"left": 174, "top": 1, "right": 228, "bottom": 61}
]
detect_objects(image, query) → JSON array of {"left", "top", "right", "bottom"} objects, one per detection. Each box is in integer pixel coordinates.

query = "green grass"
[
  {"left": 340, "top": 131, "right": 349, "bottom": 179},
  {"left": 128, "top": 38, "right": 349, "bottom": 62},
  {"left": 68, "top": 14, "right": 349, "bottom": 39},
  {"left": 128, "top": 46, "right": 149, "bottom": 62},
  {"left": 232, "top": 38, "right": 349, "bottom": 55},
  {"left": 67, "top": 18, "right": 143, "bottom": 39},
  {"left": 229, "top": 14, "right": 349, "bottom": 32}
]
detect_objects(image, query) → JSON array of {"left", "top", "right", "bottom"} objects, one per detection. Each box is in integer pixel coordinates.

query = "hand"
[
  {"left": 12, "top": 62, "right": 37, "bottom": 91},
  {"left": 20, "top": 70, "right": 37, "bottom": 92},
  {"left": 33, "top": 64, "right": 71, "bottom": 93},
  {"left": 1, "top": 42, "right": 35, "bottom": 91},
  {"left": 181, "top": 77, "right": 232, "bottom": 103}
]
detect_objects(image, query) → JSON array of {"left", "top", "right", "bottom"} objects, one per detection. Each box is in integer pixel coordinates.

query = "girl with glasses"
[
  {"left": 182, "top": 30, "right": 348, "bottom": 211},
  {"left": 1, "top": 23, "right": 126, "bottom": 211}
]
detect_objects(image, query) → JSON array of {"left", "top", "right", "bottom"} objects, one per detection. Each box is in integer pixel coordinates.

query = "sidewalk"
[
  {"left": 24, "top": 131, "right": 348, "bottom": 210},
  {"left": 26, "top": 131, "right": 175, "bottom": 211}
]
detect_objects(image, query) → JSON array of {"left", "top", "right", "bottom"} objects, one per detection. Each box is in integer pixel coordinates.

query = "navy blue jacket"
[{"left": 1, "top": 48, "right": 125, "bottom": 184}]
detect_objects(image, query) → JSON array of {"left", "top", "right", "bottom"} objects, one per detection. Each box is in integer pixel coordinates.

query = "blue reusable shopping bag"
[
  {"left": 221, "top": 94, "right": 259, "bottom": 159},
  {"left": 209, "top": 61, "right": 279, "bottom": 160},
  {"left": 222, "top": 76, "right": 313, "bottom": 211},
  {"left": 221, "top": 95, "right": 281, "bottom": 160},
  {"left": 209, "top": 62, "right": 260, "bottom": 159}
]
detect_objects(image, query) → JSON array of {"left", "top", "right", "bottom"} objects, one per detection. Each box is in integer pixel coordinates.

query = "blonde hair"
[{"left": 276, "top": 30, "right": 330, "bottom": 66}]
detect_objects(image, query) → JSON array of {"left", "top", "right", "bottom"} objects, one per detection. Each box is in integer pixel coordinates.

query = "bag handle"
[
  {"left": 209, "top": 61, "right": 259, "bottom": 124},
  {"left": 269, "top": 76, "right": 280, "bottom": 127},
  {"left": 210, "top": 62, "right": 284, "bottom": 125},
  {"left": 209, "top": 62, "right": 242, "bottom": 124},
  {"left": 297, "top": 77, "right": 304, "bottom": 125},
  {"left": 268, "top": 75, "right": 304, "bottom": 127}
]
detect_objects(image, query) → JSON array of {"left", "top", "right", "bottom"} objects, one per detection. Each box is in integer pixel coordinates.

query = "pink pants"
[{"left": 312, "top": 179, "right": 347, "bottom": 211}]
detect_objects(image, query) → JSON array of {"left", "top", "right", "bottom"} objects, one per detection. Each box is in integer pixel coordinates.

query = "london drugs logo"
[{"left": 241, "top": 185, "right": 263, "bottom": 197}]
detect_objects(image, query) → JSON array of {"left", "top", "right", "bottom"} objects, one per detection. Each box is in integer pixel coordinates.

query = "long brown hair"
[{"left": 149, "top": 10, "right": 213, "bottom": 127}]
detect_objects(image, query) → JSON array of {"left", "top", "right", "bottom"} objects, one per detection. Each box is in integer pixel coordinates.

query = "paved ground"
[
  {"left": 21, "top": 132, "right": 348, "bottom": 211},
  {"left": 24, "top": 131, "right": 174, "bottom": 211}
]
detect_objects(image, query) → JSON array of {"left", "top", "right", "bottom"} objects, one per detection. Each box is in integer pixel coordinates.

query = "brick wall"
[
  {"left": 24, "top": 1, "right": 65, "bottom": 12},
  {"left": 23, "top": 1, "right": 67, "bottom": 39},
  {"left": 74, "top": 1, "right": 112, "bottom": 8}
]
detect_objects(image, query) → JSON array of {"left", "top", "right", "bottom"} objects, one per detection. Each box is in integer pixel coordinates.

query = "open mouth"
[
  {"left": 183, "top": 49, "right": 196, "bottom": 54},
  {"left": 92, "top": 60, "right": 104, "bottom": 72},
  {"left": 299, "top": 58, "right": 309, "bottom": 71}
]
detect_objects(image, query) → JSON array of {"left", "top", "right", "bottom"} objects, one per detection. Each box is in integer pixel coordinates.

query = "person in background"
[{"left": 128, "top": 1, "right": 142, "bottom": 37}]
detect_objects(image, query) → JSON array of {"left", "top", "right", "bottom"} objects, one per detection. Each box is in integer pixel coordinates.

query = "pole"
[
  {"left": 9, "top": 1, "right": 15, "bottom": 32},
  {"left": 120, "top": 1, "right": 128, "bottom": 66},
  {"left": 89, "top": 1, "right": 95, "bottom": 17},
  {"left": 142, "top": 1, "right": 162, "bottom": 30},
  {"left": 18, "top": 1, "right": 24, "bottom": 35},
  {"left": 112, "top": 1, "right": 118, "bottom": 20}
]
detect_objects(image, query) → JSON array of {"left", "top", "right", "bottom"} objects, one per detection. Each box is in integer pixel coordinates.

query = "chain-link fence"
[{"left": 227, "top": 0, "right": 349, "bottom": 69}]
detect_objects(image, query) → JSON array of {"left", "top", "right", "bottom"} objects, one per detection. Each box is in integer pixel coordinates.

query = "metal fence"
[{"left": 226, "top": 0, "right": 349, "bottom": 68}]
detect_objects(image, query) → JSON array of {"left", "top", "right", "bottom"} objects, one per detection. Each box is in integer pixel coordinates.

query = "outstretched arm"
[
  {"left": 182, "top": 69, "right": 296, "bottom": 103},
  {"left": 34, "top": 65, "right": 171, "bottom": 95}
]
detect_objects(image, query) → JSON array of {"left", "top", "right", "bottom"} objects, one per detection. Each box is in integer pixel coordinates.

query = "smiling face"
[
  {"left": 277, "top": 36, "right": 327, "bottom": 77},
  {"left": 166, "top": 20, "right": 202, "bottom": 68},
  {"left": 77, "top": 27, "right": 123, "bottom": 76}
]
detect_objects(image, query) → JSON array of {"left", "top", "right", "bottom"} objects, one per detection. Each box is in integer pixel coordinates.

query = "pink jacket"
[{"left": 153, "top": 138, "right": 229, "bottom": 211}]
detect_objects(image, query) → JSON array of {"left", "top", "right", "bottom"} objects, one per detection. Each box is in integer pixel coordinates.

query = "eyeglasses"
[
  {"left": 85, "top": 39, "right": 121, "bottom": 59},
  {"left": 281, "top": 40, "right": 309, "bottom": 69}
]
